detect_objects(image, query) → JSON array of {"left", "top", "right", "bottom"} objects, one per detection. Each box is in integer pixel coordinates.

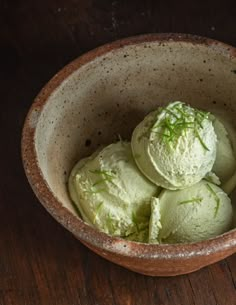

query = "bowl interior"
[{"left": 34, "top": 39, "right": 236, "bottom": 219}]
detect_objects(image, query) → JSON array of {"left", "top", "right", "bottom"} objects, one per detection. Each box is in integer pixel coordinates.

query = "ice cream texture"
[
  {"left": 131, "top": 102, "right": 217, "bottom": 189},
  {"left": 68, "top": 141, "right": 160, "bottom": 242},
  {"left": 212, "top": 115, "right": 236, "bottom": 194},
  {"left": 68, "top": 101, "right": 236, "bottom": 244},
  {"left": 149, "top": 180, "right": 233, "bottom": 244}
]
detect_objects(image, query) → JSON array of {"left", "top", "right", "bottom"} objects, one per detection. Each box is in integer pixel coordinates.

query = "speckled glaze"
[{"left": 22, "top": 33, "right": 236, "bottom": 276}]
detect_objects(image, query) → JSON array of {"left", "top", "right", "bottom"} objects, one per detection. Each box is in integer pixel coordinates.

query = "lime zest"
[
  {"left": 150, "top": 103, "right": 210, "bottom": 151},
  {"left": 92, "top": 179, "right": 108, "bottom": 186},
  {"left": 197, "top": 110, "right": 210, "bottom": 118},
  {"left": 151, "top": 131, "right": 171, "bottom": 138},
  {"left": 106, "top": 213, "right": 116, "bottom": 233},
  {"left": 206, "top": 183, "right": 220, "bottom": 217},
  {"left": 89, "top": 168, "right": 116, "bottom": 191},
  {"left": 178, "top": 197, "right": 203, "bottom": 205},
  {"left": 194, "top": 129, "right": 210, "bottom": 151},
  {"left": 174, "top": 106, "right": 187, "bottom": 117},
  {"left": 89, "top": 169, "right": 116, "bottom": 178},
  {"left": 93, "top": 201, "right": 104, "bottom": 224},
  {"left": 165, "top": 108, "right": 179, "bottom": 119},
  {"left": 92, "top": 176, "right": 114, "bottom": 186},
  {"left": 195, "top": 116, "right": 203, "bottom": 128}
]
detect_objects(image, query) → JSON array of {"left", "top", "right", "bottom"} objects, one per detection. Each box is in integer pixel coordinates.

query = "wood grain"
[{"left": 0, "top": 0, "right": 235, "bottom": 304}]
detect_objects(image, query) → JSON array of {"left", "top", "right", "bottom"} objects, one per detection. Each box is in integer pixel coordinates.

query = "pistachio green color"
[
  {"left": 68, "top": 142, "right": 160, "bottom": 241},
  {"left": 149, "top": 180, "right": 232, "bottom": 244},
  {"left": 212, "top": 115, "right": 236, "bottom": 194},
  {"left": 131, "top": 102, "right": 217, "bottom": 190}
]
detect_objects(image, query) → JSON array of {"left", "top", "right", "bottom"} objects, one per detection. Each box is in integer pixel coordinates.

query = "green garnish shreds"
[
  {"left": 151, "top": 103, "right": 210, "bottom": 151},
  {"left": 89, "top": 168, "right": 116, "bottom": 191},
  {"left": 206, "top": 183, "right": 220, "bottom": 217},
  {"left": 89, "top": 169, "right": 116, "bottom": 178},
  {"left": 106, "top": 213, "right": 116, "bottom": 233},
  {"left": 165, "top": 108, "right": 179, "bottom": 119},
  {"left": 194, "top": 129, "right": 210, "bottom": 151},
  {"left": 93, "top": 201, "right": 104, "bottom": 224},
  {"left": 178, "top": 197, "right": 203, "bottom": 205}
]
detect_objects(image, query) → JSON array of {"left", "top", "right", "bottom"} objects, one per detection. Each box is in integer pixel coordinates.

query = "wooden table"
[{"left": 1, "top": 1, "right": 235, "bottom": 304}]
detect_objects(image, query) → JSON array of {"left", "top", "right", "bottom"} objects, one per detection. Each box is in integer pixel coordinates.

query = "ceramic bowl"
[{"left": 22, "top": 33, "right": 236, "bottom": 276}]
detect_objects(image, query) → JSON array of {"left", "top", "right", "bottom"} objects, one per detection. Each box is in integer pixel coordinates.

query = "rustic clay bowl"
[{"left": 22, "top": 34, "right": 236, "bottom": 276}]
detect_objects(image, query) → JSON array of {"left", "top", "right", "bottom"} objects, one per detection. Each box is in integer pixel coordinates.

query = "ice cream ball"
[
  {"left": 69, "top": 141, "right": 160, "bottom": 241},
  {"left": 149, "top": 180, "right": 233, "bottom": 244},
  {"left": 131, "top": 102, "right": 217, "bottom": 190}
]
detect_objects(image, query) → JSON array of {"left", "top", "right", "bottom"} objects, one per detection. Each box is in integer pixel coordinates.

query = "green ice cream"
[
  {"left": 131, "top": 102, "right": 217, "bottom": 190},
  {"left": 212, "top": 115, "right": 236, "bottom": 194},
  {"left": 68, "top": 102, "right": 236, "bottom": 244},
  {"left": 69, "top": 141, "right": 160, "bottom": 242},
  {"left": 149, "top": 180, "right": 233, "bottom": 244}
]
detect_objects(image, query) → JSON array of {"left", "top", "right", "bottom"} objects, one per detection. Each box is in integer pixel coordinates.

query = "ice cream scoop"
[
  {"left": 212, "top": 115, "right": 236, "bottom": 194},
  {"left": 131, "top": 101, "right": 217, "bottom": 190},
  {"left": 149, "top": 180, "right": 233, "bottom": 244},
  {"left": 68, "top": 141, "right": 160, "bottom": 241}
]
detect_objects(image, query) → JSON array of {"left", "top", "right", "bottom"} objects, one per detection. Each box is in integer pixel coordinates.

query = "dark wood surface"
[{"left": 1, "top": 1, "right": 236, "bottom": 304}]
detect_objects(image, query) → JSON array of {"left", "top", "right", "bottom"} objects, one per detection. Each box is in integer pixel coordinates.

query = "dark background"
[{"left": 0, "top": 1, "right": 236, "bottom": 304}]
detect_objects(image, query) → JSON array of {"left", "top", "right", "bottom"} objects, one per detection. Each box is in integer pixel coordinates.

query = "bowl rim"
[{"left": 21, "top": 33, "right": 236, "bottom": 260}]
